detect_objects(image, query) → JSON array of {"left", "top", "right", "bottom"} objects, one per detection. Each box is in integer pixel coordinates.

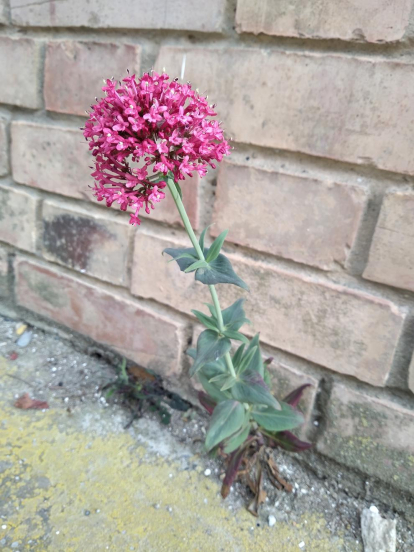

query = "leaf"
[
  {"left": 243, "top": 334, "right": 264, "bottom": 377},
  {"left": 221, "top": 444, "right": 248, "bottom": 499},
  {"left": 14, "top": 393, "right": 49, "bottom": 410},
  {"left": 222, "top": 330, "right": 249, "bottom": 345},
  {"left": 232, "top": 343, "right": 245, "bottom": 368},
  {"left": 231, "top": 369, "right": 281, "bottom": 409},
  {"left": 163, "top": 247, "right": 198, "bottom": 271},
  {"left": 191, "top": 310, "right": 219, "bottom": 332},
  {"left": 283, "top": 384, "right": 311, "bottom": 408},
  {"left": 206, "top": 230, "right": 228, "bottom": 263},
  {"left": 265, "top": 430, "right": 312, "bottom": 453},
  {"left": 195, "top": 253, "right": 249, "bottom": 290},
  {"left": 252, "top": 402, "right": 304, "bottom": 432},
  {"left": 198, "top": 391, "right": 216, "bottom": 415},
  {"left": 223, "top": 422, "right": 251, "bottom": 454},
  {"left": 205, "top": 303, "right": 218, "bottom": 320},
  {"left": 197, "top": 372, "right": 228, "bottom": 403},
  {"left": 222, "top": 298, "right": 249, "bottom": 331},
  {"left": 205, "top": 400, "right": 245, "bottom": 451},
  {"left": 220, "top": 376, "right": 237, "bottom": 391},
  {"left": 199, "top": 225, "right": 212, "bottom": 253},
  {"left": 237, "top": 346, "right": 258, "bottom": 375},
  {"left": 184, "top": 259, "right": 209, "bottom": 273},
  {"left": 190, "top": 330, "right": 231, "bottom": 377}
]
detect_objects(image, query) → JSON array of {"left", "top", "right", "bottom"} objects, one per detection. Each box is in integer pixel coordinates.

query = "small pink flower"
[{"left": 83, "top": 71, "right": 231, "bottom": 225}]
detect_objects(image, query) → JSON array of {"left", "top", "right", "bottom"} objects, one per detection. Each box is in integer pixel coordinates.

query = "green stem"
[{"left": 166, "top": 178, "right": 237, "bottom": 380}]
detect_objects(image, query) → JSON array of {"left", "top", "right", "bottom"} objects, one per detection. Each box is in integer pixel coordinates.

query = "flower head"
[{"left": 83, "top": 71, "right": 231, "bottom": 225}]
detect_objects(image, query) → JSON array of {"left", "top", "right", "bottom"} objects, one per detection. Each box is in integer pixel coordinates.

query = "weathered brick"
[
  {"left": 10, "top": 0, "right": 225, "bottom": 31},
  {"left": 0, "top": 245, "right": 9, "bottom": 297},
  {"left": 143, "top": 173, "right": 199, "bottom": 229},
  {"left": 12, "top": 122, "right": 92, "bottom": 200},
  {"left": 156, "top": 47, "right": 414, "bottom": 175},
  {"left": 363, "top": 190, "right": 414, "bottom": 292},
  {"left": 45, "top": 41, "right": 141, "bottom": 116},
  {"left": 41, "top": 201, "right": 132, "bottom": 286},
  {"left": 131, "top": 230, "right": 405, "bottom": 386},
  {"left": 409, "top": 354, "right": 414, "bottom": 394},
  {"left": 0, "top": 0, "right": 8, "bottom": 23},
  {"left": 0, "top": 37, "right": 42, "bottom": 108},
  {"left": 212, "top": 161, "right": 366, "bottom": 270},
  {"left": 0, "top": 183, "right": 38, "bottom": 252},
  {"left": 318, "top": 384, "right": 414, "bottom": 494},
  {"left": 0, "top": 119, "right": 8, "bottom": 176},
  {"left": 266, "top": 360, "right": 319, "bottom": 438},
  {"left": 236, "top": 0, "right": 413, "bottom": 43},
  {"left": 15, "top": 258, "right": 184, "bottom": 376}
]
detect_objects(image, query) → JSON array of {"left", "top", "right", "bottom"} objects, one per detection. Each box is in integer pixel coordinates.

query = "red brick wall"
[{"left": 1, "top": 0, "right": 414, "bottom": 496}]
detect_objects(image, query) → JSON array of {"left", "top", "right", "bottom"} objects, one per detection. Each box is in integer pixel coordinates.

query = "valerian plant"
[{"left": 83, "top": 71, "right": 311, "bottom": 500}]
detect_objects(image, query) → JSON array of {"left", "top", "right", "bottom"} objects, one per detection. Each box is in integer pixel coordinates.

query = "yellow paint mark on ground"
[{"left": 0, "top": 356, "right": 357, "bottom": 551}]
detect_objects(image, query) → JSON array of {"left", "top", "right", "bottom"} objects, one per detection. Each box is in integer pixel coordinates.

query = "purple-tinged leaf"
[
  {"left": 264, "top": 356, "right": 274, "bottom": 366},
  {"left": 283, "top": 384, "right": 311, "bottom": 408},
  {"left": 198, "top": 391, "right": 216, "bottom": 415},
  {"left": 221, "top": 436, "right": 255, "bottom": 499},
  {"left": 265, "top": 430, "right": 312, "bottom": 453}
]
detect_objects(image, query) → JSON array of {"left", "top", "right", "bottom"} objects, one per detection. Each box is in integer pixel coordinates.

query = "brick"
[
  {"left": 212, "top": 161, "right": 366, "bottom": 270},
  {"left": 236, "top": 0, "right": 413, "bottom": 43},
  {"left": 0, "top": 119, "right": 8, "bottom": 176},
  {"left": 0, "top": 37, "right": 42, "bottom": 108},
  {"left": 0, "top": 0, "right": 8, "bottom": 23},
  {"left": 409, "top": 354, "right": 414, "bottom": 394},
  {"left": 41, "top": 201, "right": 132, "bottom": 286},
  {"left": 0, "top": 183, "right": 38, "bottom": 252},
  {"left": 15, "top": 258, "right": 184, "bottom": 376},
  {"left": 45, "top": 41, "right": 141, "bottom": 116},
  {"left": 156, "top": 47, "right": 414, "bottom": 175},
  {"left": 12, "top": 122, "right": 92, "bottom": 200},
  {"left": 131, "top": 230, "right": 405, "bottom": 386},
  {"left": 10, "top": 0, "right": 225, "bottom": 31},
  {"left": 363, "top": 190, "right": 414, "bottom": 292},
  {"left": 0, "top": 245, "right": 9, "bottom": 297},
  {"left": 143, "top": 173, "right": 199, "bottom": 229},
  {"left": 318, "top": 384, "right": 414, "bottom": 494},
  {"left": 266, "top": 360, "right": 319, "bottom": 439}
]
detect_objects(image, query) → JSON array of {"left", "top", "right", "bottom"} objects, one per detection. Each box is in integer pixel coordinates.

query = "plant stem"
[{"left": 166, "top": 178, "right": 237, "bottom": 379}]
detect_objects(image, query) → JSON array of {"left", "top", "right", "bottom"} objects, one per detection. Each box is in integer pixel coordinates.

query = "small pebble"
[
  {"left": 369, "top": 505, "right": 379, "bottom": 514},
  {"left": 84, "top": 510, "right": 90, "bottom": 516},
  {"left": 1, "top": 525, "right": 6, "bottom": 529},
  {"left": 268, "top": 515, "right": 276, "bottom": 527},
  {"left": 56, "top": 531, "right": 60, "bottom": 535},
  {"left": 299, "top": 542, "right": 305, "bottom": 549},
  {"left": 204, "top": 469, "right": 211, "bottom": 477}
]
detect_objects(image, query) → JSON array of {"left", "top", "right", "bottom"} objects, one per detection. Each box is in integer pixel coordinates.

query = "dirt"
[{"left": 0, "top": 314, "right": 413, "bottom": 551}]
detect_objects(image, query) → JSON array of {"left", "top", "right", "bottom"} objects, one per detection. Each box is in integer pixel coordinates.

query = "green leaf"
[
  {"left": 199, "top": 225, "right": 212, "bottom": 253},
  {"left": 165, "top": 248, "right": 248, "bottom": 290},
  {"left": 205, "top": 303, "right": 218, "bottom": 320},
  {"left": 222, "top": 298, "right": 249, "bottom": 331},
  {"left": 231, "top": 369, "right": 280, "bottom": 409},
  {"left": 197, "top": 372, "right": 228, "bottom": 403},
  {"left": 222, "top": 330, "right": 249, "bottom": 345},
  {"left": 191, "top": 310, "right": 219, "bottom": 332},
  {"left": 184, "top": 259, "right": 209, "bottom": 273},
  {"left": 243, "top": 334, "right": 264, "bottom": 377},
  {"left": 223, "top": 422, "right": 251, "bottom": 454},
  {"left": 163, "top": 247, "right": 198, "bottom": 272},
  {"left": 190, "top": 330, "right": 231, "bottom": 377},
  {"left": 205, "top": 400, "right": 245, "bottom": 451},
  {"left": 220, "top": 376, "right": 237, "bottom": 391},
  {"left": 232, "top": 344, "right": 245, "bottom": 368},
  {"left": 195, "top": 253, "right": 249, "bottom": 290},
  {"left": 206, "top": 230, "right": 228, "bottom": 263},
  {"left": 252, "top": 402, "right": 304, "bottom": 432},
  {"left": 237, "top": 346, "right": 258, "bottom": 375}
]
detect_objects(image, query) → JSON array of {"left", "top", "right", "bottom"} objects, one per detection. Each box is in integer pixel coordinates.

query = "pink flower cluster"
[{"left": 83, "top": 71, "right": 231, "bottom": 225}]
